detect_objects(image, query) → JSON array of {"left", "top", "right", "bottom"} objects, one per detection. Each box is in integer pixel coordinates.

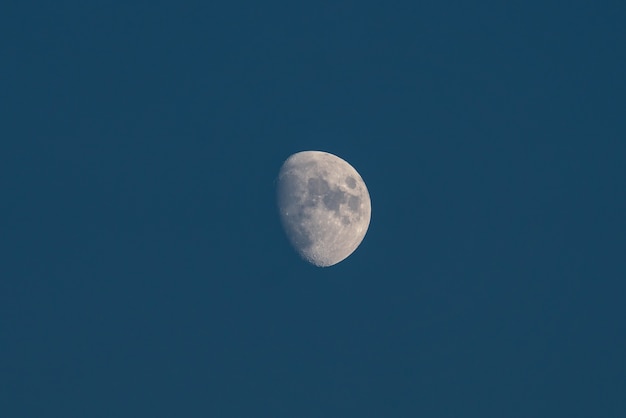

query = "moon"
[{"left": 276, "top": 150, "right": 372, "bottom": 267}]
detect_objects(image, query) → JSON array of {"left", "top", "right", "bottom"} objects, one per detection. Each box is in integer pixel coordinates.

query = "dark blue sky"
[{"left": 2, "top": 1, "right": 625, "bottom": 417}]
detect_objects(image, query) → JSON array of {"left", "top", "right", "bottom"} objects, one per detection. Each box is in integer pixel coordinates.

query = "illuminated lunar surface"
[{"left": 276, "top": 150, "right": 371, "bottom": 267}]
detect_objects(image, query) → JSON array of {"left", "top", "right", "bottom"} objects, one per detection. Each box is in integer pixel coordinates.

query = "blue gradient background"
[{"left": 2, "top": 1, "right": 625, "bottom": 417}]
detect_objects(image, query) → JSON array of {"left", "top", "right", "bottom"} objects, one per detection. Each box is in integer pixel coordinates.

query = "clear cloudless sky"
[{"left": 1, "top": 1, "right": 625, "bottom": 417}]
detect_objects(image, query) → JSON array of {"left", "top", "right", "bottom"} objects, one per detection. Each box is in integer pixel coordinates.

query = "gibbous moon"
[{"left": 277, "top": 150, "right": 371, "bottom": 267}]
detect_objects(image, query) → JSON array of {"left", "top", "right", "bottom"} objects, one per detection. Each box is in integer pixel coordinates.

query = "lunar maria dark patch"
[
  {"left": 348, "top": 195, "right": 361, "bottom": 212},
  {"left": 308, "top": 177, "right": 329, "bottom": 195},
  {"left": 323, "top": 189, "right": 347, "bottom": 213}
]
